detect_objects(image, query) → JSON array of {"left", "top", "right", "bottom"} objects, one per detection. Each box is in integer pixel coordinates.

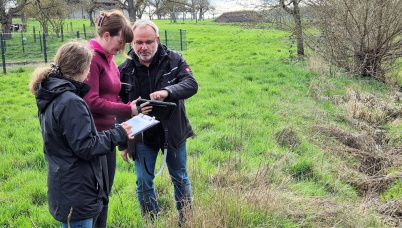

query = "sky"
[{"left": 207, "top": 0, "right": 259, "bottom": 18}]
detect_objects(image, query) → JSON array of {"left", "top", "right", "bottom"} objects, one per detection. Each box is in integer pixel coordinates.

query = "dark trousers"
[
  {"left": 94, "top": 148, "right": 116, "bottom": 228},
  {"left": 134, "top": 142, "right": 192, "bottom": 221}
]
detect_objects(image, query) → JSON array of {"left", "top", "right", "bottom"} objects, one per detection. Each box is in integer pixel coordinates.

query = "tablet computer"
[{"left": 137, "top": 99, "right": 177, "bottom": 120}]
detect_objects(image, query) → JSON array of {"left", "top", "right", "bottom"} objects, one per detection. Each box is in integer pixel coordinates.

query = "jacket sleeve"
[
  {"left": 162, "top": 53, "right": 198, "bottom": 102},
  {"left": 116, "top": 111, "right": 130, "bottom": 151},
  {"left": 56, "top": 95, "right": 128, "bottom": 161},
  {"left": 118, "top": 59, "right": 134, "bottom": 104}
]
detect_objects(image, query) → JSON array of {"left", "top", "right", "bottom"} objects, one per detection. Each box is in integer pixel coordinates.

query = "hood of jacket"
[{"left": 36, "top": 74, "right": 90, "bottom": 113}]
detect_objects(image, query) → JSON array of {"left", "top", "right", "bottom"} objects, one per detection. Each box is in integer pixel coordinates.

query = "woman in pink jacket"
[{"left": 83, "top": 10, "right": 149, "bottom": 227}]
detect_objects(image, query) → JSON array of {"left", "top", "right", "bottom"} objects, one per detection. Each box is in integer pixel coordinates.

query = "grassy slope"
[{"left": 0, "top": 19, "right": 399, "bottom": 227}]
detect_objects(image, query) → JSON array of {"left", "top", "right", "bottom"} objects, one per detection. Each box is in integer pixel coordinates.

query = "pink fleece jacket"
[{"left": 84, "top": 39, "right": 132, "bottom": 132}]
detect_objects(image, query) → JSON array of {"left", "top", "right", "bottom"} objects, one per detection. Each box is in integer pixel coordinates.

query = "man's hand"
[
  {"left": 119, "top": 149, "right": 132, "bottom": 163},
  {"left": 150, "top": 90, "right": 169, "bottom": 101}
]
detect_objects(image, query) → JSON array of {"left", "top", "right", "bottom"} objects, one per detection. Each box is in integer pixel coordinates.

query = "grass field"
[{"left": 1, "top": 19, "right": 401, "bottom": 227}]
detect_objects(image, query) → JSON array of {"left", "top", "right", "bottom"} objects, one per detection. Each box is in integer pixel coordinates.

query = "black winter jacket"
[
  {"left": 118, "top": 44, "right": 198, "bottom": 152},
  {"left": 35, "top": 74, "right": 128, "bottom": 223}
]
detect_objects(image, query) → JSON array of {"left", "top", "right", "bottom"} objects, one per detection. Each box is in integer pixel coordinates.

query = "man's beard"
[{"left": 135, "top": 48, "right": 157, "bottom": 63}]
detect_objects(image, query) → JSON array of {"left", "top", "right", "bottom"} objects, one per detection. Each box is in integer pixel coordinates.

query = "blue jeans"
[
  {"left": 61, "top": 217, "right": 93, "bottom": 228},
  {"left": 134, "top": 142, "right": 192, "bottom": 219}
]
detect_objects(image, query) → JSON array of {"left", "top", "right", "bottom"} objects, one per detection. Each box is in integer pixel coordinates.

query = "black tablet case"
[{"left": 137, "top": 99, "right": 177, "bottom": 120}]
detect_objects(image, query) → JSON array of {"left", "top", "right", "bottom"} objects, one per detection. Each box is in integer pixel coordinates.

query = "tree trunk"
[
  {"left": 0, "top": 0, "right": 27, "bottom": 38},
  {"left": 292, "top": 1, "right": 304, "bottom": 56},
  {"left": 127, "top": 0, "right": 137, "bottom": 22},
  {"left": 1, "top": 23, "right": 12, "bottom": 39},
  {"left": 170, "top": 12, "right": 177, "bottom": 23},
  {"left": 89, "top": 8, "right": 95, "bottom": 27},
  {"left": 21, "top": 13, "right": 27, "bottom": 32},
  {"left": 199, "top": 8, "right": 203, "bottom": 20},
  {"left": 280, "top": 0, "right": 305, "bottom": 57}
]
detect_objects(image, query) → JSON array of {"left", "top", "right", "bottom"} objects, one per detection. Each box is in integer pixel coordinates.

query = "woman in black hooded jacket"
[{"left": 29, "top": 41, "right": 134, "bottom": 228}]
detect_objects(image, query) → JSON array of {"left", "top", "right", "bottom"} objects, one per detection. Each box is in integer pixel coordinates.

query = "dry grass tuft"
[
  {"left": 274, "top": 126, "right": 301, "bottom": 150},
  {"left": 311, "top": 124, "right": 378, "bottom": 153},
  {"left": 347, "top": 175, "right": 402, "bottom": 196},
  {"left": 309, "top": 122, "right": 402, "bottom": 226},
  {"left": 192, "top": 158, "right": 381, "bottom": 227},
  {"left": 306, "top": 54, "right": 344, "bottom": 78},
  {"left": 338, "top": 88, "right": 402, "bottom": 125},
  {"left": 387, "top": 145, "right": 402, "bottom": 156},
  {"left": 377, "top": 199, "right": 402, "bottom": 227},
  {"left": 311, "top": 124, "right": 397, "bottom": 176},
  {"left": 306, "top": 53, "right": 402, "bottom": 226}
]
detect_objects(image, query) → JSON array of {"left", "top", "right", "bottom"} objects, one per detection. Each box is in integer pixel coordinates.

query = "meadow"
[{"left": 1, "top": 19, "right": 401, "bottom": 227}]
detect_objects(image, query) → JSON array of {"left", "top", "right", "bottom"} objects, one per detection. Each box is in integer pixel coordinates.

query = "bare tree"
[
  {"left": 0, "top": 0, "right": 28, "bottom": 38},
  {"left": 23, "top": 0, "right": 72, "bottom": 35},
  {"left": 48, "top": 0, "right": 74, "bottom": 37},
  {"left": 197, "top": 0, "right": 212, "bottom": 20},
  {"left": 136, "top": 0, "right": 148, "bottom": 19},
  {"left": 120, "top": 0, "right": 145, "bottom": 22},
  {"left": 186, "top": 0, "right": 212, "bottom": 21},
  {"left": 165, "top": 0, "right": 187, "bottom": 22},
  {"left": 165, "top": 0, "right": 211, "bottom": 21},
  {"left": 305, "top": 0, "right": 402, "bottom": 82},
  {"left": 264, "top": 6, "right": 288, "bottom": 28},
  {"left": 23, "top": 0, "right": 52, "bottom": 34},
  {"left": 148, "top": 0, "right": 164, "bottom": 19},
  {"left": 188, "top": 0, "right": 197, "bottom": 20},
  {"left": 81, "top": 0, "right": 102, "bottom": 27}
]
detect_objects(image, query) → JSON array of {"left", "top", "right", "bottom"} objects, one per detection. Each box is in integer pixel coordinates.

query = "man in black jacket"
[{"left": 118, "top": 19, "right": 198, "bottom": 224}]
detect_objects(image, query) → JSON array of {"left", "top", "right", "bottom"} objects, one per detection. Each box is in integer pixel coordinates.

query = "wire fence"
[{"left": 0, "top": 27, "right": 187, "bottom": 74}]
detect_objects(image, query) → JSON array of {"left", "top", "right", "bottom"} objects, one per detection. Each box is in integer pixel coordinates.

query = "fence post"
[
  {"left": 43, "top": 33, "right": 48, "bottom": 63},
  {"left": 21, "top": 31, "right": 25, "bottom": 53},
  {"left": 83, "top": 24, "right": 86, "bottom": 39},
  {"left": 61, "top": 26, "right": 64, "bottom": 42},
  {"left": 33, "top": 26, "right": 36, "bottom": 43},
  {"left": 180, "top": 29, "right": 183, "bottom": 51},
  {"left": 39, "top": 31, "right": 43, "bottom": 53},
  {"left": 0, "top": 33, "right": 6, "bottom": 74},
  {"left": 165, "top": 30, "right": 168, "bottom": 47}
]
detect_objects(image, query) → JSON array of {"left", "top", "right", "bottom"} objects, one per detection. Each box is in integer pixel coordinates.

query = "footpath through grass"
[{"left": 0, "top": 19, "right": 395, "bottom": 227}]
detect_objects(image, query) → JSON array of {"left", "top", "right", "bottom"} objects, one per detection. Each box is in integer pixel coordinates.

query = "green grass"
[{"left": 0, "top": 19, "right": 398, "bottom": 227}]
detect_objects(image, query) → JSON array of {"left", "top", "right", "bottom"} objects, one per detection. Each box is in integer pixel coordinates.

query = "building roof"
[{"left": 215, "top": 11, "right": 263, "bottom": 23}]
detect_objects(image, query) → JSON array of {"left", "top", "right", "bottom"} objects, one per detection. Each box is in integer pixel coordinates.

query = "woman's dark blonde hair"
[
  {"left": 96, "top": 10, "right": 133, "bottom": 52},
  {"left": 29, "top": 41, "right": 93, "bottom": 95}
]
